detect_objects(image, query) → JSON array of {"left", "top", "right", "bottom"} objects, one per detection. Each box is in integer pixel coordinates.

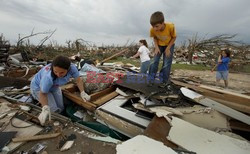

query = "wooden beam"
[
  {"left": 90, "top": 86, "right": 116, "bottom": 101},
  {"left": 207, "top": 97, "right": 250, "bottom": 114},
  {"left": 92, "top": 91, "right": 118, "bottom": 106},
  {"left": 100, "top": 49, "right": 128, "bottom": 65},
  {"left": 172, "top": 79, "right": 250, "bottom": 114},
  {"left": 12, "top": 133, "right": 61, "bottom": 142},
  {"left": 181, "top": 87, "right": 250, "bottom": 125},
  {"left": 230, "top": 119, "right": 250, "bottom": 132},
  {"left": 199, "top": 85, "right": 250, "bottom": 106},
  {"left": 63, "top": 90, "right": 96, "bottom": 111}
]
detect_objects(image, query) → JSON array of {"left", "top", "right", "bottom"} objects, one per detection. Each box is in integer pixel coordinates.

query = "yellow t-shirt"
[{"left": 150, "top": 22, "right": 176, "bottom": 46}]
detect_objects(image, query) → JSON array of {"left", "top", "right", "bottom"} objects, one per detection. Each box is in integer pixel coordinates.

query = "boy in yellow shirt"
[{"left": 148, "top": 11, "right": 177, "bottom": 88}]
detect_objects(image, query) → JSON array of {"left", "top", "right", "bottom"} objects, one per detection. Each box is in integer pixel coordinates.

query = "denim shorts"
[{"left": 216, "top": 71, "right": 228, "bottom": 80}]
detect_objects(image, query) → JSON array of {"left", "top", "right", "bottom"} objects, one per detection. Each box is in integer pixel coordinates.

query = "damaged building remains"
[{"left": 0, "top": 35, "right": 250, "bottom": 154}]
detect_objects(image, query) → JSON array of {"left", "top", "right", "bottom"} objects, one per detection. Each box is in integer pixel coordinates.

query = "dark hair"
[
  {"left": 80, "top": 59, "right": 95, "bottom": 68},
  {"left": 51, "top": 55, "right": 71, "bottom": 80},
  {"left": 139, "top": 39, "right": 148, "bottom": 48},
  {"left": 52, "top": 55, "right": 71, "bottom": 70},
  {"left": 150, "top": 11, "right": 164, "bottom": 26},
  {"left": 222, "top": 49, "right": 231, "bottom": 58}
]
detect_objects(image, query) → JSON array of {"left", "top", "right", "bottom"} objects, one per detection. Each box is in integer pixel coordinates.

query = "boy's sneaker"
[{"left": 158, "top": 82, "right": 168, "bottom": 88}]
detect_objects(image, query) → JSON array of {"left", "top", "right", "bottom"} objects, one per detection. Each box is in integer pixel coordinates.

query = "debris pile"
[{"left": 0, "top": 44, "right": 250, "bottom": 153}]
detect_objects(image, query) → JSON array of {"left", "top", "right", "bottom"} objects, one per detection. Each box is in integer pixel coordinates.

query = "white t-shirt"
[{"left": 138, "top": 46, "right": 150, "bottom": 62}]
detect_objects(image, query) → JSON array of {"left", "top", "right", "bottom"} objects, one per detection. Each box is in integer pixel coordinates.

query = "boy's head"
[{"left": 150, "top": 11, "right": 165, "bottom": 32}]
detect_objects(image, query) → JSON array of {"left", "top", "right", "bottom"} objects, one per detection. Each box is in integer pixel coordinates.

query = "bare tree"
[
  {"left": 17, "top": 28, "right": 56, "bottom": 49},
  {"left": 187, "top": 34, "right": 239, "bottom": 64},
  {"left": 66, "top": 40, "right": 71, "bottom": 49},
  {"left": 36, "top": 29, "right": 57, "bottom": 49}
]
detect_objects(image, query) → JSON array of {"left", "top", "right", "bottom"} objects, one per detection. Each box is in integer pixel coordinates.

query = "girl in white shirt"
[{"left": 131, "top": 39, "right": 151, "bottom": 74}]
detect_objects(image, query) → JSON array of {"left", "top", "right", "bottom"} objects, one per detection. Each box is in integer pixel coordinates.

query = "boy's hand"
[
  {"left": 155, "top": 48, "right": 160, "bottom": 55},
  {"left": 165, "top": 48, "right": 171, "bottom": 57}
]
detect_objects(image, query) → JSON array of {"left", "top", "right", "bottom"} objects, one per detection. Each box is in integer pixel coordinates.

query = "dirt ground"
[{"left": 172, "top": 70, "right": 250, "bottom": 93}]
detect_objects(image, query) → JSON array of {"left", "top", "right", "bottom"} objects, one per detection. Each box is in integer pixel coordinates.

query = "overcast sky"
[{"left": 0, "top": 0, "right": 250, "bottom": 46}]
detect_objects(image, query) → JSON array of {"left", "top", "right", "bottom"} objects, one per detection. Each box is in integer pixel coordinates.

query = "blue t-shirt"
[
  {"left": 217, "top": 57, "right": 230, "bottom": 71},
  {"left": 31, "top": 64, "right": 79, "bottom": 93}
]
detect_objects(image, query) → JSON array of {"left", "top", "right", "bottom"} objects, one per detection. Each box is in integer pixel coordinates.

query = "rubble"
[{"left": 0, "top": 45, "right": 250, "bottom": 153}]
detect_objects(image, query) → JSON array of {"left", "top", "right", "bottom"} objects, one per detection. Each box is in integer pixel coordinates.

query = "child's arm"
[
  {"left": 165, "top": 37, "right": 176, "bottom": 57},
  {"left": 211, "top": 64, "right": 217, "bottom": 72},
  {"left": 218, "top": 55, "right": 222, "bottom": 63},
  {"left": 153, "top": 37, "right": 160, "bottom": 55},
  {"left": 131, "top": 51, "right": 140, "bottom": 59}
]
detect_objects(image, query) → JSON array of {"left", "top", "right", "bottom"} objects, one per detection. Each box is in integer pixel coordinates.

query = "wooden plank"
[
  {"left": 12, "top": 133, "right": 61, "bottom": 142},
  {"left": 90, "top": 86, "right": 116, "bottom": 101},
  {"left": 172, "top": 79, "right": 250, "bottom": 114},
  {"left": 230, "top": 119, "right": 250, "bottom": 132},
  {"left": 61, "top": 83, "right": 77, "bottom": 92},
  {"left": 207, "top": 97, "right": 250, "bottom": 114},
  {"left": 96, "top": 110, "right": 144, "bottom": 138},
  {"left": 200, "top": 85, "right": 250, "bottom": 100},
  {"left": 63, "top": 90, "right": 96, "bottom": 111},
  {"left": 199, "top": 85, "right": 250, "bottom": 106},
  {"left": 144, "top": 116, "right": 178, "bottom": 148},
  {"left": 100, "top": 49, "right": 128, "bottom": 64},
  {"left": 181, "top": 87, "right": 250, "bottom": 125},
  {"left": 92, "top": 91, "right": 118, "bottom": 106}
]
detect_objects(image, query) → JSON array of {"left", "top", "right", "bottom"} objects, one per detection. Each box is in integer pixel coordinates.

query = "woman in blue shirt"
[
  {"left": 213, "top": 49, "right": 231, "bottom": 88},
  {"left": 30, "top": 55, "right": 90, "bottom": 125}
]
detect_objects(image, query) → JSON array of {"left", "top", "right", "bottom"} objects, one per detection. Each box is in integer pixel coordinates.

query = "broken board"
[{"left": 180, "top": 87, "right": 250, "bottom": 125}]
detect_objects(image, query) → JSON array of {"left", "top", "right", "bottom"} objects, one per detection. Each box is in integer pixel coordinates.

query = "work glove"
[
  {"left": 80, "top": 91, "right": 91, "bottom": 101},
  {"left": 38, "top": 105, "right": 51, "bottom": 126}
]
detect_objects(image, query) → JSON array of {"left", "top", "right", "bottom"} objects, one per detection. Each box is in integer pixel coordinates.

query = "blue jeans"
[
  {"left": 140, "top": 60, "right": 150, "bottom": 74},
  {"left": 149, "top": 44, "right": 175, "bottom": 83},
  {"left": 31, "top": 88, "right": 64, "bottom": 113}
]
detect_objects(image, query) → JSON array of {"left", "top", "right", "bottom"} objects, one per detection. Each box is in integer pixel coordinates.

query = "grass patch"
[
  {"left": 107, "top": 57, "right": 250, "bottom": 73},
  {"left": 172, "top": 63, "right": 210, "bottom": 71},
  {"left": 108, "top": 57, "right": 140, "bottom": 66},
  {"left": 108, "top": 57, "right": 210, "bottom": 71}
]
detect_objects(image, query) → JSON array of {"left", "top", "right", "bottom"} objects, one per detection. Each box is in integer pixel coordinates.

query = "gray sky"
[{"left": 0, "top": 0, "right": 250, "bottom": 46}]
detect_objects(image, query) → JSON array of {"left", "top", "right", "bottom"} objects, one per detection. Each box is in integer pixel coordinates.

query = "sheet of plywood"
[
  {"left": 181, "top": 87, "right": 250, "bottom": 125},
  {"left": 96, "top": 110, "right": 144, "bottom": 138},
  {"left": 3, "top": 118, "right": 42, "bottom": 152},
  {"left": 116, "top": 135, "right": 177, "bottom": 154},
  {"left": 168, "top": 117, "right": 250, "bottom": 154}
]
